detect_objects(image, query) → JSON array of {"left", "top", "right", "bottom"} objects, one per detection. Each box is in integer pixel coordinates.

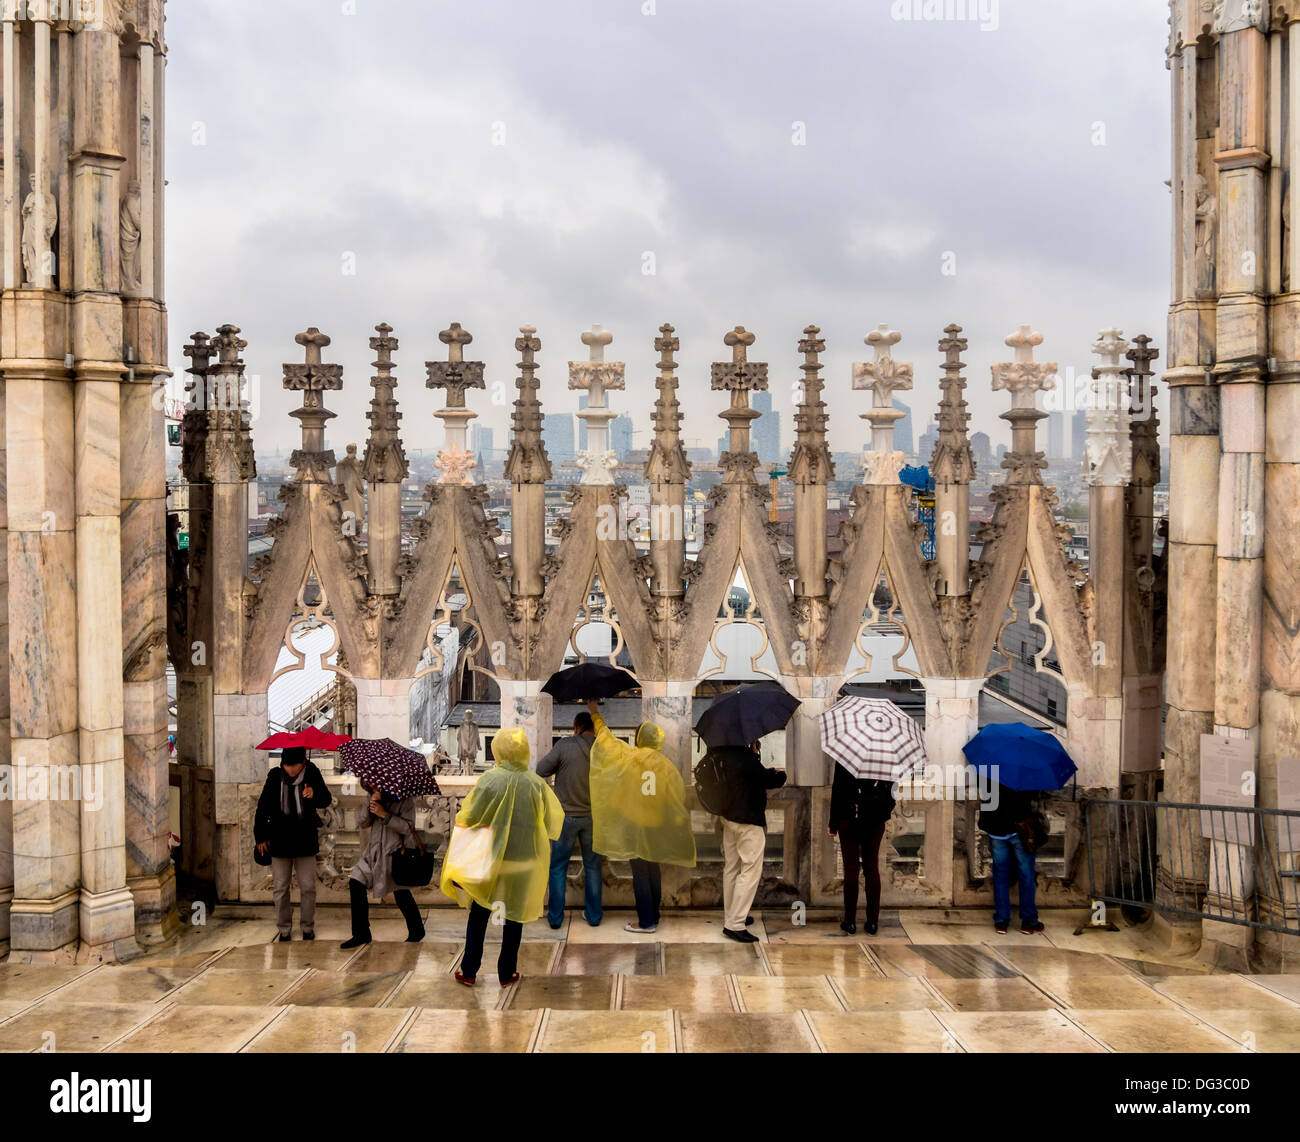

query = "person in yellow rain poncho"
[
  {"left": 585, "top": 698, "right": 696, "bottom": 935},
  {"left": 441, "top": 726, "right": 563, "bottom": 986}
]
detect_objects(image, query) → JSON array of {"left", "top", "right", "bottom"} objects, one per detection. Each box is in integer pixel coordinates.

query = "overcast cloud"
[{"left": 164, "top": 0, "right": 1172, "bottom": 459}]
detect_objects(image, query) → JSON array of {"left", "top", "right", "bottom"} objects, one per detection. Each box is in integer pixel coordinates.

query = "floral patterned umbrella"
[{"left": 339, "top": 737, "right": 441, "bottom": 801}]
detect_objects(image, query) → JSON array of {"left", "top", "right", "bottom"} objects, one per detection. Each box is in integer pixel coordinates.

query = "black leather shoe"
[
  {"left": 723, "top": 927, "right": 759, "bottom": 944},
  {"left": 745, "top": 915, "right": 755, "bottom": 926},
  {"left": 840, "top": 920, "right": 856, "bottom": 935},
  {"left": 302, "top": 932, "right": 315, "bottom": 941},
  {"left": 406, "top": 928, "right": 425, "bottom": 943},
  {"left": 864, "top": 921, "right": 878, "bottom": 936},
  {"left": 277, "top": 933, "right": 291, "bottom": 942},
  {"left": 340, "top": 935, "right": 371, "bottom": 949}
]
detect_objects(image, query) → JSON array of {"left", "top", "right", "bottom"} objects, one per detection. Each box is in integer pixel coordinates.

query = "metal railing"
[{"left": 1083, "top": 798, "right": 1300, "bottom": 936}]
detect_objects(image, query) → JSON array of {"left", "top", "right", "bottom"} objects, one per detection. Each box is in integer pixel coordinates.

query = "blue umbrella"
[{"left": 961, "top": 722, "right": 1077, "bottom": 791}]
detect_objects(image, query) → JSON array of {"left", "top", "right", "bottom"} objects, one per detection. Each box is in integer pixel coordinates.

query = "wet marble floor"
[{"left": 0, "top": 907, "right": 1294, "bottom": 1053}]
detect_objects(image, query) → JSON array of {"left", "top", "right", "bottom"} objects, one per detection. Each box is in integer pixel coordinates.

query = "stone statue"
[
  {"left": 20, "top": 173, "right": 57, "bottom": 287},
  {"left": 1194, "top": 172, "right": 1217, "bottom": 296},
  {"left": 457, "top": 711, "right": 479, "bottom": 775},
  {"left": 334, "top": 443, "right": 365, "bottom": 533},
  {"left": 120, "top": 179, "right": 143, "bottom": 293}
]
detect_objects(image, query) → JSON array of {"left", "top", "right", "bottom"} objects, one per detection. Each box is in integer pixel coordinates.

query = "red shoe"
[
  {"left": 454, "top": 971, "right": 476, "bottom": 987},
  {"left": 500, "top": 972, "right": 520, "bottom": 987}
]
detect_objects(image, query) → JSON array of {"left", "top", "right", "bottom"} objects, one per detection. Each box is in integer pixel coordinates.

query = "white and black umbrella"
[
  {"left": 339, "top": 737, "right": 441, "bottom": 801},
  {"left": 818, "top": 696, "right": 926, "bottom": 782}
]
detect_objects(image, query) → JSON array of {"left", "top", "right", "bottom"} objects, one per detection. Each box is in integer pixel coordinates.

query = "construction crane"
[
  {"left": 899, "top": 465, "right": 936, "bottom": 560},
  {"left": 768, "top": 467, "right": 787, "bottom": 522}
]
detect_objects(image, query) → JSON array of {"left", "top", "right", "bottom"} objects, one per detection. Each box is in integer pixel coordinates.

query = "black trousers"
[
  {"left": 629, "top": 858, "right": 661, "bottom": 928},
  {"left": 348, "top": 878, "right": 423, "bottom": 940},
  {"left": 839, "top": 818, "right": 889, "bottom": 927},
  {"left": 461, "top": 900, "right": 523, "bottom": 983}
]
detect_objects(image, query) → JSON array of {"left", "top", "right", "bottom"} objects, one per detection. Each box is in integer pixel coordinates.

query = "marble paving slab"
[
  {"left": 935, "top": 1010, "right": 1107, "bottom": 1053},
  {"left": 990, "top": 945, "right": 1129, "bottom": 978},
  {"left": 0, "top": 1001, "right": 160, "bottom": 1053},
  {"left": 1249, "top": 975, "right": 1300, "bottom": 1005},
  {"left": 279, "top": 969, "right": 407, "bottom": 1008},
  {"left": 564, "top": 912, "right": 751, "bottom": 944},
  {"left": 1190, "top": 1009, "right": 1300, "bottom": 1053},
  {"left": 677, "top": 1011, "right": 819, "bottom": 1053},
  {"left": 109, "top": 1004, "right": 280, "bottom": 1053},
  {"left": 508, "top": 975, "right": 616, "bottom": 1011},
  {"left": 242, "top": 1006, "right": 412, "bottom": 1053},
  {"left": 536, "top": 1009, "right": 675, "bottom": 1053},
  {"left": 927, "top": 976, "right": 1059, "bottom": 1013},
  {"left": 662, "top": 944, "right": 766, "bottom": 977},
  {"left": 213, "top": 943, "right": 364, "bottom": 972},
  {"left": 392, "top": 1010, "right": 541, "bottom": 1053},
  {"left": 554, "top": 942, "right": 661, "bottom": 976},
  {"left": 733, "top": 975, "right": 845, "bottom": 1013},
  {"left": 1034, "top": 974, "right": 1176, "bottom": 1011},
  {"left": 450, "top": 940, "right": 560, "bottom": 978},
  {"left": 872, "top": 944, "right": 1021, "bottom": 980},
  {"left": 169, "top": 968, "right": 306, "bottom": 1007},
  {"left": 0, "top": 964, "right": 94, "bottom": 1005},
  {"left": 1150, "top": 975, "right": 1300, "bottom": 1015},
  {"left": 53, "top": 965, "right": 198, "bottom": 1005},
  {"left": 1066, "top": 1010, "right": 1239, "bottom": 1053},
  {"left": 809, "top": 1010, "right": 957, "bottom": 1052},
  {"left": 761, "top": 944, "right": 884, "bottom": 979},
  {"left": 619, "top": 975, "right": 737, "bottom": 1013},
  {"left": 829, "top": 977, "right": 951, "bottom": 1013},
  {"left": 388, "top": 977, "right": 506, "bottom": 1011},
  {"left": 345, "top": 942, "right": 462, "bottom": 975}
]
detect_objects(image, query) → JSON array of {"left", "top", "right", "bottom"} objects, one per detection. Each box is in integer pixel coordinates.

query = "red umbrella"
[{"left": 256, "top": 726, "right": 352, "bottom": 751}]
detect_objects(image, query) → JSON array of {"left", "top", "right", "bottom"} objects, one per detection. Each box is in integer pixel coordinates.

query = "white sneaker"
[{"left": 624, "top": 922, "right": 657, "bottom": 934}]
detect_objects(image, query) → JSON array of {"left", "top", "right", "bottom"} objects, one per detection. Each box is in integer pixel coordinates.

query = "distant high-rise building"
[
  {"left": 611, "top": 414, "right": 633, "bottom": 458},
  {"left": 893, "top": 399, "right": 914, "bottom": 458},
  {"left": 470, "top": 423, "right": 495, "bottom": 459},
  {"left": 971, "top": 431, "right": 992, "bottom": 469},
  {"left": 543, "top": 412, "right": 575, "bottom": 460},
  {"left": 753, "top": 390, "right": 780, "bottom": 464},
  {"left": 995, "top": 442, "right": 1009, "bottom": 460},
  {"left": 1070, "top": 411, "right": 1087, "bottom": 463},
  {"left": 919, "top": 422, "right": 939, "bottom": 463},
  {"left": 717, "top": 432, "right": 729, "bottom": 460},
  {"left": 1047, "top": 411, "right": 1065, "bottom": 459}
]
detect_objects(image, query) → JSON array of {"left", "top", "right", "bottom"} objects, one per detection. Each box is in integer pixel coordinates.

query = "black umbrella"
[
  {"left": 694, "top": 681, "right": 800, "bottom": 748},
  {"left": 542, "top": 662, "right": 639, "bottom": 702}
]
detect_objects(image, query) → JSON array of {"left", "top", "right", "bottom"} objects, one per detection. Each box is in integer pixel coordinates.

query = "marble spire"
[{"left": 854, "top": 323, "right": 913, "bottom": 485}]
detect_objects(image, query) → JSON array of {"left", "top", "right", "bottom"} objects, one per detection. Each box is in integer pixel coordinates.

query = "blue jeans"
[
  {"left": 547, "top": 815, "right": 603, "bottom": 926},
  {"left": 990, "top": 835, "right": 1038, "bottom": 924}
]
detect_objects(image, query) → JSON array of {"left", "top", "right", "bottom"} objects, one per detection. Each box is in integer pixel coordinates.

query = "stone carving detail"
[
  {"left": 1194, "top": 173, "right": 1217, "bottom": 296},
  {"left": 20, "top": 173, "right": 56, "bottom": 287},
  {"left": 854, "top": 324, "right": 913, "bottom": 486},
  {"left": 283, "top": 327, "right": 344, "bottom": 479},
  {"left": 334, "top": 443, "right": 366, "bottom": 526},
  {"left": 711, "top": 327, "right": 768, "bottom": 479},
  {"left": 789, "top": 326, "right": 834, "bottom": 485},
  {"left": 120, "top": 179, "right": 143, "bottom": 293},
  {"left": 504, "top": 326, "right": 553, "bottom": 484},
  {"left": 991, "top": 326, "right": 1056, "bottom": 485},
  {"left": 1213, "top": 0, "right": 1267, "bottom": 33},
  {"left": 1086, "top": 328, "right": 1132, "bottom": 487},
  {"left": 570, "top": 324, "right": 626, "bottom": 486},
  {"left": 362, "top": 323, "right": 410, "bottom": 484}
]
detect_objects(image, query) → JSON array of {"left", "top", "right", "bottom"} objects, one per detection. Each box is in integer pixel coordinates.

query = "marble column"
[
  {"left": 2, "top": 11, "right": 20, "bottom": 289},
  {"left": 497, "top": 678, "right": 552, "bottom": 772},
  {"left": 0, "top": 377, "right": 9, "bottom": 953},
  {"left": 353, "top": 676, "right": 412, "bottom": 743},
  {"left": 920, "top": 677, "right": 981, "bottom": 905}
]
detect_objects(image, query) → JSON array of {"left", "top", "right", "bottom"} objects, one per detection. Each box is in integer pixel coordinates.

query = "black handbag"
[
  {"left": 391, "top": 827, "right": 435, "bottom": 888},
  {"left": 254, "top": 842, "right": 272, "bottom": 867}
]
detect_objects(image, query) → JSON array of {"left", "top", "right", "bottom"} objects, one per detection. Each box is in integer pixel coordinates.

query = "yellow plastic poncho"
[
  {"left": 589, "top": 711, "right": 696, "bottom": 868},
  {"left": 439, "top": 727, "right": 564, "bottom": 923}
]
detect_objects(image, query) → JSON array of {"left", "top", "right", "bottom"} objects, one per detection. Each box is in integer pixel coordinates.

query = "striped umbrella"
[{"left": 818, "top": 696, "right": 926, "bottom": 782}]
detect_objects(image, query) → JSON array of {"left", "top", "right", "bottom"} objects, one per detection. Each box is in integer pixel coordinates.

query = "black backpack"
[{"left": 693, "top": 753, "right": 727, "bottom": 816}]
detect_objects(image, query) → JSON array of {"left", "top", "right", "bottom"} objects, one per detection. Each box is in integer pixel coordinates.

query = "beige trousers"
[
  {"left": 721, "top": 820, "right": 765, "bottom": 931},
  {"left": 272, "top": 855, "right": 318, "bottom": 935}
]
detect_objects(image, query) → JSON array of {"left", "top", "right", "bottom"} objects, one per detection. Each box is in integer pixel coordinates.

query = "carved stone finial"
[
  {"left": 569, "top": 324, "right": 626, "bottom": 486},
  {"left": 991, "top": 325, "right": 1056, "bottom": 485},
  {"left": 789, "top": 325, "right": 833, "bottom": 486},
  {"left": 362, "top": 322, "right": 409, "bottom": 485},
  {"left": 1086, "top": 327, "right": 1133, "bottom": 488},
  {"left": 504, "top": 325, "right": 552, "bottom": 485},
  {"left": 283, "top": 327, "right": 343, "bottom": 480},
  {"left": 1127, "top": 334, "right": 1162, "bottom": 490},
  {"left": 931, "top": 323, "right": 975, "bottom": 485},
  {"left": 853, "top": 323, "right": 913, "bottom": 485},
  {"left": 711, "top": 326, "right": 768, "bottom": 481},
  {"left": 645, "top": 323, "right": 691, "bottom": 486},
  {"left": 206, "top": 325, "right": 256, "bottom": 483},
  {"left": 439, "top": 322, "right": 474, "bottom": 363}
]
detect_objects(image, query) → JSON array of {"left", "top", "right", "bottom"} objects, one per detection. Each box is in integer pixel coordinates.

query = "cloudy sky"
[{"left": 164, "top": 0, "right": 1171, "bottom": 461}]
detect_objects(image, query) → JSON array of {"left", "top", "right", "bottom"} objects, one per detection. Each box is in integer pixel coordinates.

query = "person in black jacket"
[
  {"left": 978, "top": 781, "right": 1042, "bottom": 935},
  {"left": 709, "top": 741, "right": 786, "bottom": 943},
  {"left": 255, "top": 746, "right": 333, "bottom": 941},
  {"left": 829, "top": 764, "right": 896, "bottom": 936}
]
